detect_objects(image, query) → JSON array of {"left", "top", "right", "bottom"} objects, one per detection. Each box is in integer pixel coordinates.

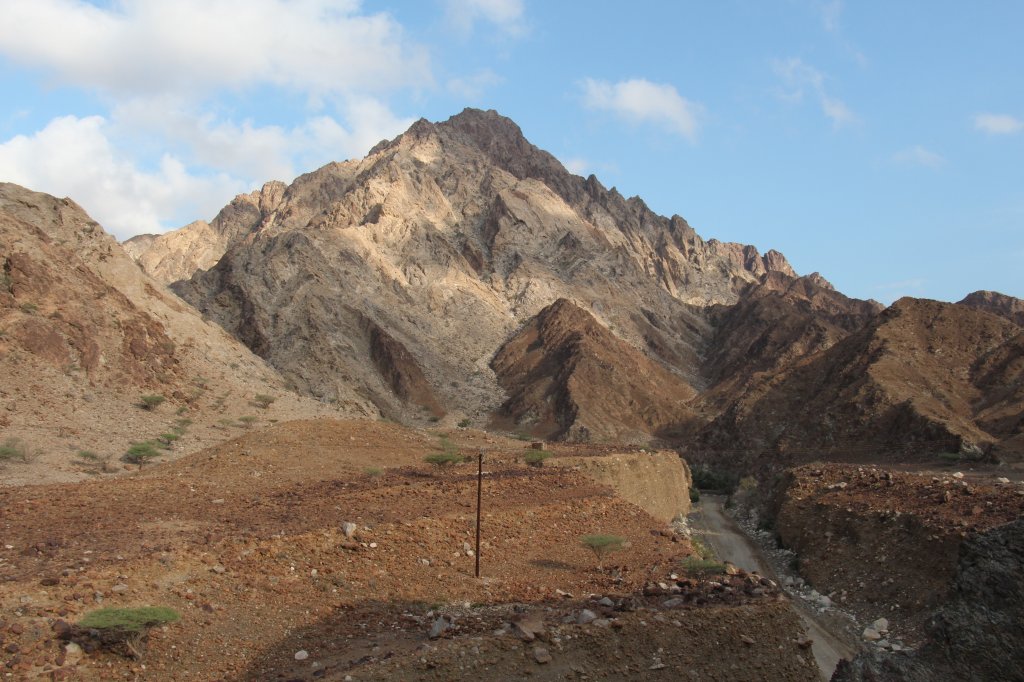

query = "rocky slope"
[
  {"left": 491, "top": 298, "right": 699, "bottom": 442},
  {"left": 958, "top": 289, "right": 1024, "bottom": 326},
  {"left": 697, "top": 297, "right": 1023, "bottom": 467},
  {"left": 121, "top": 108, "right": 1023, "bottom": 463},
  {"left": 0, "top": 182, "right": 361, "bottom": 485},
  {"left": 122, "top": 181, "right": 286, "bottom": 285},
  {"left": 164, "top": 109, "right": 795, "bottom": 430}
]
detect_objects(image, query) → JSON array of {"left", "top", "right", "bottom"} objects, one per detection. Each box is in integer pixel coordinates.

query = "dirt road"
[{"left": 691, "top": 495, "right": 857, "bottom": 680}]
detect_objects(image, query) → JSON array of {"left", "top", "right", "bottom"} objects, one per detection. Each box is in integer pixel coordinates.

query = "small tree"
[
  {"left": 253, "top": 394, "right": 276, "bottom": 409},
  {"left": 75, "top": 606, "right": 179, "bottom": 659},
  {"left": 124, "top": 441, "right": 160, "bottom": 467},
  {"left": 581, "top": 534, "right": 626, "bottom": 570},
  {"left": 139, "top": 394, "right": 165, "bottom": 411}
]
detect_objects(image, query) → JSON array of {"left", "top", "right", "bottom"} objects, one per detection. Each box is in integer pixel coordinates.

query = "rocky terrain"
[
  {"left": 769, "top": 464, "right": 1024, "bottom": 635},
  {"left": 0, "top": 183, "right": 360, "bottom": 486},
  {"left": 0, "top": 420, "right": 820, "bottom": 681},
  {"left": 118, "top": 108, "right": 1024, "bottom": 466},
  {"left": 162, "top": 109, "right": 800, "bottom": 432},
  {"left": 696, "top": 297, "right": 1024, "bottom": 469}
]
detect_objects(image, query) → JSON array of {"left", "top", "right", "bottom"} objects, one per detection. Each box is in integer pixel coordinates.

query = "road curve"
[{"left": 690, "top": 495, "right": 856, "bottom": 681}]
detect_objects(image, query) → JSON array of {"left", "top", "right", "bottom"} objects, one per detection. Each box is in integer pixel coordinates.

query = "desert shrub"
[
  {"left": 512, "top": 432, "right": 532, "bottom": 441},
  {"left": 77, "top": 450, "right": 101, "bottom": 461},
  {"left": 138, "top": 394, "right": 165, "bottom": 411},
  {"left": 458, "top": 418, "right": 471, "bottom": 428},
  {"left": 79, "top": 606, "right": 179, "bottom": 631},
  {"left": 75, "top": 606, "right": 180, "bottom": 658},
  {"left": 156, "top": 433, "right": 180, "bottom": 448},
  {"left": 524, "top": 450, "right": 551, "bottom": 467},
  {"left": 689, "top": 537, "right": 713, "bottom": 559},
  {"left": 425, "top": 452, "right": 462, "bottom": 466},
  {"left": 19, "top": 302, "right": 38, "bottom": 314},
  {"left": 238, "top": 415, "right": 257, "bottom": 428},
  {"left": 689, "top": 487, "right": 700, "bottom": 503},
  {"left": 364, "top": 467, "right": 383, "bottom": 478},
  {"left": 253, "top": 394, "right": 275, "bottom": 409},
  {"left": 0, "top": 437, "right": 39, "bottom": 463},
  {"left": 123, "top": 441, "right": 160, "bottom": 466},
  {"left": 679, "top": 556, "right": 726, "bottom": 577},
  {"left": 581, "top": 534, "right": 626, "bottom": 569}
]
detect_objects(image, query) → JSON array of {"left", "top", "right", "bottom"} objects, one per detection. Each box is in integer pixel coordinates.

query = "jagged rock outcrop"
[
  {"left": 123, "top": 181, "right": 286, "bottom": 284},
  {"left": 491, "top": 299, "right": 699, "bottom": 442},
  {"left": 832, "top": 517, "right": 1024, "bottom": 682},
  {"left": 697, "top": 297, "right": 1022, "bottom": 466},
  {"left": 958, "top": 289, "right": 1024, "bottom": 326},
  {"left": 171, "top": 109, "right": 795, "bottom": 424}
]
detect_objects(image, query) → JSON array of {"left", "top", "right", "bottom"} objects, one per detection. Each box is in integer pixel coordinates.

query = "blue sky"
[{"left": 1, "top": 1, "right": 1021, "bottom": 304}]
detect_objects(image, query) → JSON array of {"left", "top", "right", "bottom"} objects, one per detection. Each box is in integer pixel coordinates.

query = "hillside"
[
  {"left": 697, "top": 297, "right": 1023, "bottom": 467},
  {"left": 0, "top": 183, "right": 364, "bottom": 485}
]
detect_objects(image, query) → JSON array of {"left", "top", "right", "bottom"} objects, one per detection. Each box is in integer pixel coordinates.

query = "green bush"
[
  {"left": 679, "top": 556, "right": 726, "bottom": 577},
  {"left": 424, "top": 452, "right": 462, "bottom": 466},
  {"left": 0, "top": 437, "right": 39, "bottom": 463},
  {"left": 123, "top": 441, "right": 160, "bottom": 466},
  {"left": 581, "top": 534, "right": 626, "bottom": 569},
  {"left": 79, "top": 606, "right": 179, "bottom": 632},
  {"left": 524, "top": 450, "right": 552, "bottom": 467},
  {"left": 689, "top": 487, "right": 700, "bottom": 503},
  {"left": 238, "top": 415, "right": 257, "bottom": 428},
  {"left": 691, "top": 465, "right": 739, "bottom": 493},
  {"left": 139, "top": 394, "right": 165, "bottom": 411},
  {"left": 364, "top": 467, "right": 383, "bottom": 478},
  {"left": 77, "top": 450, "right": 101, "bottom": 461},
  {"left": 457, "top": 418, "right": 471, "bottom": 428},
  {"left": 253, "top": 394, "right": 276, "bottom": 409}
]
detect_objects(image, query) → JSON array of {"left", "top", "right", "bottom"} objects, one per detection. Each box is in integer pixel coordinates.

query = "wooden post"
[{"left": 475, "top": 450, "right": 483, "bottom": 578}]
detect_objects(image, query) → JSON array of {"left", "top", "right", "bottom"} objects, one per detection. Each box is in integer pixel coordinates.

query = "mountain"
[
  {"left": 164, "top": 109, "right": 797, "bottom": 427},
  {"left": 491, "top": 298, "right": 698, "bottom": 442},
  {"left": 0, "top": 182, "right": 359, "bottom": 484},
  {"left": 120, "top": 108, "right": 1023, "bottom": 463},
  {"left": 697, "top": 297, "right": 1023, "bottom": 467},
  {"left": 958, "top": 290, "right": 1024, "bottom": 326}
]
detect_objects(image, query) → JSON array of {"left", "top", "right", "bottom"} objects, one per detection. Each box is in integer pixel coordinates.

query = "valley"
[{"left": 1, "top": 109, "right": 1022, "bottom": 680}]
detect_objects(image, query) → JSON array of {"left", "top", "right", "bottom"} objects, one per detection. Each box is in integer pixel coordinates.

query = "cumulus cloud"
[
  {"left": 581, "top": 78, "right": 701, "bottom": 140},
  {"left": 0, "top": 116, "right": 244, "bottom": 239},
  {"left": 973, "top": 113, "right": 1023, "bottom": 135},
  {"left": 892, "top": 145, "right": 945, "bottom": 169},
  {"left": 445, "top": 0, "right": 526, "bottom": 36},
  {"left": 773, "top": 57, "right": 858, "bottom": 128},
  {"left": 111, "top": 95, "right": 414, "bottom": 181},
  {"left": 0, "top": 0, "right": 430, "bottom": 97}
]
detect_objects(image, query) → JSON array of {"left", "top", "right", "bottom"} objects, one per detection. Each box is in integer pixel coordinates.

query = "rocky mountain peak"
[{"left": 958, "top": 290, "right": 1024, "bottom": 326}]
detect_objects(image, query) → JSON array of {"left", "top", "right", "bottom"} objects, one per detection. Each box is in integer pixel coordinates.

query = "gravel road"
[{"left": 691, "top": 494, "right": 857, "bottom": 680}]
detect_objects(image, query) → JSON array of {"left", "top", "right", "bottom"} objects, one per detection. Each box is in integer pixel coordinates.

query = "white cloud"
[
  {"left": 445, "top": 0, "right": 525, "bottom": 36},
  {"left": 111, "top": 95, "right": 413, "bottom": 181},
  {"left": 581, "top": 78, "right": 701, "bottom": 140},
  {"left": 892, "top": 145, "right": 945, "bottom": 169},
  {"left": 0, "top": 115, "right": 244, "bottom": 239},
  {"left": 0, "top": 0, "right": 430, "bottom": 98},
  {"left": 773, "top": 57, "right": 858, "bottom": 128},
  {"left": 447, "top": 69, "right": 503, "bottom": 100},
  {"left": 973, "top": 113, "right": 1023, "bottom": 135}
]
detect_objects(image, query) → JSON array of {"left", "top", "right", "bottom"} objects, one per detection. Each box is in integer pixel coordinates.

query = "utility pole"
[{"left": 475, "top": 450, "right": 483, "bottom": 578}]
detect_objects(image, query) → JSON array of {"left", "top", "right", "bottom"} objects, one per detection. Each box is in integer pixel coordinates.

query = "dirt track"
[{"left": 691, "top": 495, "right": 857, "bottom": 680}]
